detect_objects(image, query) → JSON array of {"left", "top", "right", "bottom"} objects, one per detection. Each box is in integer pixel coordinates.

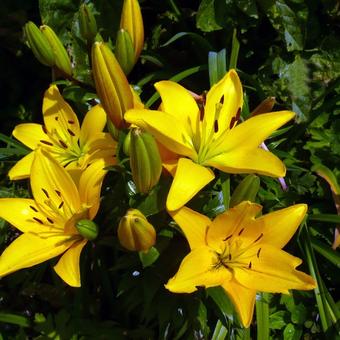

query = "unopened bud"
[
  {"left": 92, "top": 42, "right": 133, "bottom": 129},
  {"left": 118, "top": 209, "right": 156, "bottom": 252},
  {"left": 123, "top": 130, "right": 131, "bottom": 156},
  {"left": 24, "top": 21, "right": 55, "bottom": 67},
  {"left": 79, "top": 4, "right": 97, "bottom": 43},
  {"left": 130, "top": 128, "right": 162, "bottom": 194},
  {"left": 120, "top": 0, "right": 144, "bottom": 62},
  {"left": 76, "top": 219, "right": 98, "bottom": 240},
  {"left": 40, "top": 25, "right": 72, "bottom": 76},
  {"left": 230, "top": 175, "right": 260, "bottom": 207},
  {"left": 115, "top": 29, "right": 135, "bottom": 75}
]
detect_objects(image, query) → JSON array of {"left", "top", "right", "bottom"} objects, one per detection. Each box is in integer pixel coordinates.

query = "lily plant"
[
  {"left": 0, "top": 149, "right": 107, "bottom": 287},
  {"left": 125, "top": 70, "right": 295, "bottom": 210},
  {"left": 166, "top": 201, "right": 316, "bottom": 327},
  {"left": 9, "top": 84, "right": 116, "bottom": 180}
]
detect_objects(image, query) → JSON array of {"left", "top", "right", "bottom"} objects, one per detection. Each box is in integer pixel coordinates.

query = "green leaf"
[
  {"left": 311, "top": 238, "right": 340, "bottom": 268},
  {"left": 208, "top": 49, "right": 227, "bottom": 87},
  {"left": 161, "top": 32, "right": 212, "bottom": 52},
  {"left": 196, "top": 0, "right": 224, "bottom": 32},
  {"left": 308, "top": 214, "right": 340, "bottom": 224},
  {"left": 0, "top": 312, "right": 30, "bottom": 327},
  {"left": 139, "top": 247, "right": 160, "bottom": 268},
  {"left": 269, "top": 311, "right": 287, "bottom": 330},
  {"left": 211, "top": 320, "right": 228, "bottom": 340},
  {"left": 256, "top": 292, "right": 270, "bottom": 340},
  {"left": 283, "top": 323, "right": 302, "bottom": 340},
  {"left": 229, "top": 29, "right": 240, "bottom": 70}
]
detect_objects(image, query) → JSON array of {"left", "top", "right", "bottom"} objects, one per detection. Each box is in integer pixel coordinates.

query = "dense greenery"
[{"left": 0, "top": 0, "right": 339, "bottom": 338}]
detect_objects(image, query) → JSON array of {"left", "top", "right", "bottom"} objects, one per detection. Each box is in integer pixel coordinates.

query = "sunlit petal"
[
  {"left": 79, "top": 104, "right": 107, "bottom": 147},
  {"left": 12, "top": 123, "right": 50, "bottom": 150},
  {"left": 207, "top": 148, "right": 286, "bottom": 177},
  {"left": 221, "top": 280, "right": 256, "bottom": 328},
  {"left": 0, "top": 233, "right": 74, "bottom": 277},
  {"left": 165, "top": 247, "right": 232, "bottom": 293},
  {"left": 54, "top": 239, "right": 87, "bottom": 287},
  {"left": 169, "top": 206, "right": 210, "bottom": 250},
  {"left": 166, "top": 158, "right": 215, "bottom": 211},
  {"left": 125, "top": 109, "right": 195, "bottom": 158},
  {"left": 233, "top": 245, "right": 316, "bottom": 293},
  {"left": 42, "top": 85, "right": 80, "bottom": 136},
  {"left": 8, "top": 152, "right": 34, "bottom": 180}
]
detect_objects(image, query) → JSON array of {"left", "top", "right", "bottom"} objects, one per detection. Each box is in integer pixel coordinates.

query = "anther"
[
  {"left": 220, "top": 95, "right": 224, "bottom": 104},
  {"left": 40, "top": 140, "right": 53, "bottom": 146},
  {"left": 68, "top": 120, "right": 75, "bottom": 124},
  {"left": 236, "top": 107, "right": 241, "bottom": 121},
  {"left": 229, "top": 116, "right": 236, "bottom": 129},
  {"left": 59, "top": 140, "right": 68, "bottom": 148},
  {"left": 67, "top": 128, "right": 75, "bottom": 136},
  {"left": 257, "top": 248, "right": 262, "bottom": 258},
  {"left": 223, "top": 234, "right": 232, "bottom": 241},
  {"left": 55, "top": 190, "right": 62, "bottom": 197},
  {"left": 228, "top": 254, "right": 232, "bottom": 260},
  {"left": 46, "top": 217, "right": 54, "bottom": 224},
  {"left": 29, "top": 205, "right": 38, "bottom": 212},
  {"left": 58, "top": 201, "right": 64, "bottom": 209},
  {"left": 42, "top": 188, "right": 49, "bottom": 198},
  {"left": 254, "top": 233, "right": 264, "bottom": 243},
  {"left": 248, "top": 261, "right": 252, "bottom": 269},
  {"left": 55, "top": 116, "right": 59, "bottom": 121},
  {"left": 199, "top": 107, "right": 204, "bottom": 121},
  {"left": 42, "top": 125, "right": 48, "bottom": 134},
  {"left": 238, "top": 228, "right": 245, "bottom": 236},
  {"left": 214, "top": 120, "right": 219, "bottom": 133},
  {"left": 33, "top": 217, "right": 44, "bottom": 224}
]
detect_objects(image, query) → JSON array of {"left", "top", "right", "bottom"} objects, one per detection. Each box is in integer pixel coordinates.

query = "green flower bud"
[
  {"left": 40, "top": 25, "right": 73, "bottom": 76},
  {"left": 123, "top": 130, "right": 131, "bottom": 156},
  {"left": 130, "top": 128, "right": 162, "bottom": 194},
  {"left": 79, "top": 4, "right": 97, "bottom": 43},
  {"left": 91, "top": 42, "right": 133, "bottom": 129},
  {"left": 118, "top": 209, "right": 156, "bottom": 252},
  {"left": 115, "top": 29, "right": 135, "bottom": 75},
  {"left": 230, "top": 175, "right": 260, "bottom": 208},
  {"left": 24, "top": 21, "right": 55, "bottom": 67},
  {"left": 76, "top": 219, "right": 99, "bottom": 240}
]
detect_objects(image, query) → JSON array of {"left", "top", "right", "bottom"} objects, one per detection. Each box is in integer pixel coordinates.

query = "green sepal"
[{"left": 115, "top": 29, "right": 136, "bottom": 75}]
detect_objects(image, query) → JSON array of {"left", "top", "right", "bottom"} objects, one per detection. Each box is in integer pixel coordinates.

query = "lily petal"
[
  {"left": 79, "top": 159, "right": 107, "bottom": 219},
  {"left": 204, "top": 69, "right": 243, "bottom": 141},
  {"left": 31, "top": 150, "right": 81, "bottom": 220},
  {"left": 54, "top": 239, "right": 87, "bottom": 287},
  {"left": 79, "top": 104, "right": 107, "bottom": 147},
  {"left": 8, "top": 151, "right": 34, "bottom": 180},
  {"left": 0, "top": 198, "right": 56, "bottom": 233},
  {"left": 42, "top": 85, "right": 80, "bottom": 136},
  {"left": 169, "top": 206, "right": 210, "bottom": 250},
  {"left": 155, "top": 80, "right": 199, "bottom": 137},
  {"left": 207, "top": 148, "right": 286, "bottom": 177},
  {"left": 211, "top": 111, "right": 295, "bottom": 156},
  {"left": 233, "top": 244, "right": 316, "bottom": 293},
  {"left": 0, "top": 233, "right": 74, "bottom": 277},
  {"left": 125, "top": 109, "right": 195, "bottom": 158},
  {"left": 250, "top": 204, "right": 307, "bottom": 248},
  {"left": 165, "top": 247, "right": 232, "bottom": 293},
  {"left": 221, "top": 279, "right": 256, "bottom": 328},
  {"left": 207, "top": 201, "right": 262, "bottom": 251},
  {"left": 12, "top": 123, "right": 50, "bottom": 150},
  {"left": 166, "top": 158, "right": 215, "bottom": 211}
]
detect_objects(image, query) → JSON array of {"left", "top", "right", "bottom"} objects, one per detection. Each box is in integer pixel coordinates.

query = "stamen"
[
  {"left": 257, "top": 248, "right": 262, "bottom": 258},
  {"left": 248, "top": 261, "right": 252, "bottom": 269},
  {"left": 42, "top": 188, "right": 49, "bottom": 198},
  {"left": 46, "top": 217, "right": 54, "bottom": 224},
  {"left": 223, "top": 234, "right": 232, "bottom": 241},
  {"left": 254, "top": 233, "right": 264, "bottom": 243},
  {"left": 236, "top": 107, "right": 241, "bottom": 121},
  {"left": 58, "top": 201, "right": 64, "bottom": 209},
  {"left": 55, "top": 190, "right": 62, "bottom": 197},
  {"left": 33, "top": 217, "right": 44, "bottom": 224},
  {"left": 228, "top": 254, "right": 232, "bottom": 260},
  {"left": 220, "top": 95, "right": 224, "bottom": 104},
  {"left": 229, "top": 117, "right": 236, "bottom": 129},
  {"left": 238, "top": 228, "right": 245, "bottom": 236},
  {"left": 55, "top": 116, "right": 59, "bottom": 121},
  {"left": 42, "top": 125, "right": 48, "bottom": 134},
  {"left": 67, "top": 128, "right": 75, "bottom": 136},
  {"left": 214, "top": 120, "right": 219, "bottom": 133},
  {"left": 59, "top": 140, "right": 68, "bottom": 148},
  {"left": 29, "top": 205, "right": 38, "bottom": 212},
  {"left": 68, "top": 120, "right": 75, "bottom": 124},
  {"left": 40, "top": 140, "right": 53, "bottom": 146},
  {"left": 199, "top": 105, "right": 204, "bottom": 121}
]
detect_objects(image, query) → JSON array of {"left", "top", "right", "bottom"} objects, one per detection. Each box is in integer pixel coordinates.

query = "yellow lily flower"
[
  {"left": 9, "top": 84, "right": 116, "bottom": 180},
  {"left": 165, "top": 201, "right": 316, "bottom": 327},
  {"left": 0, "top": 149, "right": 107, "bottom": 287},
  {"left": 125, "top": 70, "right": 295, "bottom": 210}
]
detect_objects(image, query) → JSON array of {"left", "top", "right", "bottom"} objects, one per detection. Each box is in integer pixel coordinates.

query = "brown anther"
[
  {"left": 257, "top": 248, "right": 262, "bottom": 258},
  {"left": 46, "top": 217, "right": 54, "bottom": 224},
  {"left": 55, "top": 116, "right": 59, "bottom": 121},
  {"left": 58, "top": 201, "right": 64, "bottom": 209},
  {"left": 228, "top": 254, "right": 232, "bottom": 260},
  {"left": 223, "top": 235, "right": 232, "bottom": 241},
  {"left": 214, "top": 120, "right": 219, "bottom": 133},
  {"left": 59, "top": 140, "right": 68, "bottom": 148},
  {"left": 42, "top": 125, "right": 48, "bottom": 134},
  {"left": 248, "top": 261, "right": 252, "bottom": 269},
  {"left": 42, "top": 188, "right": 49, "bottom": 198},
  {"left": 40, "top": 140, "right": 53, "bottom": 146},
  {"left": 29, "top": 205, "right": 38, "bottom": 212},
  {"left": 220, "top": 95, "right": 224, "bottom": 104},
  {"left": 67, "top": 128, "right": 75, "bottom": 136},
  {"left": 238, "top": 228, "right": 245, "bottom": 236},
  {"left": 33, "top": 217, "right": 44, "bottom": 224},
  {"left": 68, "top": 120, "right": 75, "bottom": 124},
  {"left": 229, "top": 117, "right": 236, "bottom": 129},
  {"left": 254, "top": 233, "right": 264, "bottom": 243},
  {"left": 55, "top": 190, "right": 62, "bottom": 197},
  {"left": 235, "top": 107, "right": 241, "bottom": 121}
]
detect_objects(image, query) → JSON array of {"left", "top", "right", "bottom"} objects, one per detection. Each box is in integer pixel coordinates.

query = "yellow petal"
[
  {"left": 12, "top": 123, "right": 50, "bottom": 149},
  {"left": 250, "top": 204, "right": 307, "bottom": 248},
  {"left": 31, "top": 149, "right": 81, "bottom": 221},
  {"left": 79, "top": 104, "right": 107, "bottom": 147},
  {"left": 54, "top": 239, "right": 87, "bottom": 287},
  {"left": 165, "top": 247, "right": 231, "bottom": 293},
  {"left": 79, "top": 158, "right": 107, "bottom": 219},
  {"left": 0, "top": 198, "right": 56, "bottom": 233},
  {"left": 212, "top": 111, "right": 295, "bottom": 156},
  {"left": 221, "top": 280, "right": 256, "bottom": 328},
  {"left": 207, "top": 201, "right": 262, "bottom": 251},
  {"left": 155, "top": 81, "right": 199, "bottom": 138},
  {"left": 233, "top": 245, "right": 316, "bottom": 293},
  {"left": 0, "top": 233, "right": 74, "bottom": 277},
  {"left": 42, "top": 84, "right": 80, "bottom": 136},
  {"left": 8, "top": 152, "right": 34, "bottom": 180},
  {"left": 204, "top": 69, "right": 243, "bottom": 142},
  {"left": 166, "top": 158, "right": 215, "bottom": 211},
  {"left": 125, "top": 109, "right": 196, "bottom": 158},
  {"left": 207, "top": 147, "right": 286, "bottom": 177},
  {"left": 86, "top": 132, "right": 117, "bottom": 165},
  {"left": 169, "top": 206, "right": 210, "bottom": 250}
]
